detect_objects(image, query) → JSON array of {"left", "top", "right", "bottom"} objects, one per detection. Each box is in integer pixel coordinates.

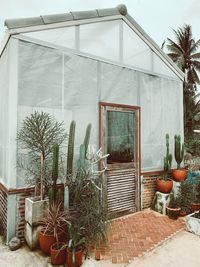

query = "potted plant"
[
  {"left": 176, "top": 180, "right": 194, "bottom": 216},
  {"left": 50, "top": 241, "right": 66, "bottom": 266},
  {"left": 166, "top": 193, "right": 181, "bottom": 219},
  {"left": 39, "top": 202, "right": 69, "bottom": 255},
  {"left": 172, "top": 135, "right": 188, "bottom": 181},
  {"left": 65, "top": 223, "right": 86, "bottom": 267},
  {"left": 17, "top": 111, "right": 66, "bottom": 225},
  {"left": 191, "top": 180, "right": 200, "bottom": 212},
  {"left": 156, "top": 134, "right": 173, "bottom": 193}
]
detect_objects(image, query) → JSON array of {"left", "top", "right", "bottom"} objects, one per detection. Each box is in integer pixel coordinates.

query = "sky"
[{"left": 0, "top": 0, "right": 200, "bottom": 46}]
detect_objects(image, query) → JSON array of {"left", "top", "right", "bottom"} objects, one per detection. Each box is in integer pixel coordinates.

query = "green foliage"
[
  {"left": 168, "top": 193, "right": 178, "bottom": 209},
  {"left": 174, "top": 135, "right": 184, "bottom": 169},
  {"left": 164, "top": 134, "right": 172, "bottom": 173},
  {"left": 177, "top": 180, "right": 194, "bottom": 213},
  {"left": 17, "top": 111, "right": 66, "bottom": 198},
  {"left": 67, "top": 121, "right": 76, "bottom": 180},
  {"left": 185, "top": 135, "right": 200, "bottom": 156},
  {"left": 52, "top": 144, "right": 59, "bottom": 204},
  {"left": 83, "top": 123, "right": 92, "bottom": 158}
]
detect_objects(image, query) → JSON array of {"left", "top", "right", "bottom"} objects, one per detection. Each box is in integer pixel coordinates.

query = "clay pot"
[
  {"left": 191, "top": 203, "right": 200, "bottom": 213},
  {"left": 166, "top": 207, "right": 181, "bottom": 220},
  {"left": 50, "top": 242, "right": 66, "bottom": 266},
  {"left": 67, "top": 247, "right": 83, "bottom": 267},
  {"left": 39, "top": 230, "right": 56, "bottom": 254},
  {"left": 156, "top": 178, "right": 173, "bottom": 193},
  {"left": 95, "top": 250, "right": 101, "bottom": 261},
  {"left": 172, "top": 169, "right": 188, "bottom": 182}
]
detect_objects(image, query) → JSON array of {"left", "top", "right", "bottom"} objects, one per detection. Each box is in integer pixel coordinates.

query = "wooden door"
[{"left": 99, "top": 102, "right": 140, "bottom": 216}]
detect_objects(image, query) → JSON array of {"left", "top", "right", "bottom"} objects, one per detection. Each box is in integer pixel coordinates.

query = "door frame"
[{"left": 99, "top": 102, "right": 141, "bottom": 212}]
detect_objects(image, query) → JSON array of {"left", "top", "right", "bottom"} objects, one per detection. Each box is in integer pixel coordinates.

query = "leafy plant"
[
  {"left": 174, "top": 134, "right": 184, "bottom": 169},
  {"left": 168, "top": 193, "right": 179, "bottom": 209},
  {"left": 177, "top": 180, "right": 194, "bottom": 213},
  {"left": 17, "top": 111, "right": 66, "bottom": 199},
  {"left": 40, "top": 202, "right": 69, "bottom": 242}
]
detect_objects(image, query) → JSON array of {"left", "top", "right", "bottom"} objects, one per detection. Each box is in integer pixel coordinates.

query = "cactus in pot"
[{"left": 172, "top": 134, "right": 188, "bottom": 182}]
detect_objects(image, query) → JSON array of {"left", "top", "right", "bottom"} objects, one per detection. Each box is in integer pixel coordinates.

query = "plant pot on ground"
[
  {"left": 156, "top": 134, "right": 173, "bottom": 194},
  {"left": 176, "top": 180, "right": 194, "bottom": 215},
  {"left": 39, "top": 202, "right": 69, "bottom": 255},
  {"left": 166, "top": 193, "right": 181, "bottom": 219},
  {"left": 50, "top": 242, "right": 66, "bottom": 266},
  {"left": 172, "top": 135, "right": 188, "bottom": 182}
]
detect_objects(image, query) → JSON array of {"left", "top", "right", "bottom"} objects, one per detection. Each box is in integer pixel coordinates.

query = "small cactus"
[
  {"left": 83, "top": 123, "right": 92, "bottom": 158},
  {"left": 174, "top": 134, "right": 184, "bottom": 169},
  {"left": 52, "top": 143, "right": 59, "bottom": 204},
  {"left": 67, "top": 121, "right": 76, "bottom": 179},
  {"left": 164, "top": 134, "right": 172, "bottom": 173}
]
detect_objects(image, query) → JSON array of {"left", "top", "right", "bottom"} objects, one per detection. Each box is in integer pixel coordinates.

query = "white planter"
[
  {"left": 25, "top": 196, "right": 49, "bottom": 226},
  {"left": 25, "top": 222, "right": 42, "bottom": 250},
  {"left": 185, "top": 211, "right": 200, "bottom": 236}
]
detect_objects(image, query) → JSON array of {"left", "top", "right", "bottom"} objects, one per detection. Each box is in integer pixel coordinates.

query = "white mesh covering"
[
  {"left": 0, "top": 44, "right": 9, "bottom": 185},
  {"left": 15, "top": 39, "right": 183, "bottom": 187},
  {"left": 22, "top": 20, "right": 178, "bottom": 79}
]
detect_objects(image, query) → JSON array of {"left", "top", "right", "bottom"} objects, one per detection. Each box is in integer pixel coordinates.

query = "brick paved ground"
[{"left": 95, "top": 210, "right": 185, "bottom": 264}]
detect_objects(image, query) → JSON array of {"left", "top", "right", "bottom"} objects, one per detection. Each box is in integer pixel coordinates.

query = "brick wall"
[
  {"left": 141, "top": 174, "right": 159, "bottom": 209},
  {"left": 16, "top": 191, "right": 34, "bottom": 241},
  {"left": 0, "top": 190, "right": 7, "bottom": 237}
]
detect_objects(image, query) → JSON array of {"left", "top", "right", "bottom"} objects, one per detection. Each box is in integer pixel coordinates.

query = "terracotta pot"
[
  {"left": 39, "top": 230, "right": 56, "bottom": 255},
  {"left": 166, "top": 207, "right": 181, "bottom": 220},
  {"left": 51, "top": 242, "right": 66, "bottom": 266},
  {"left": 191, "top": 203, "right": 200, "bottom": 213},
  {"left": 67, "top": 247, "right": 83, "bottom": 267},
  {"left": 156, "top": 178, "right": 173, "bottom": 193},
  {"left": 95, "top": 250, "right": 101, "bottom": 261},
  {"left": 172, "top": 169, "right": 188, "bottom": 182}
]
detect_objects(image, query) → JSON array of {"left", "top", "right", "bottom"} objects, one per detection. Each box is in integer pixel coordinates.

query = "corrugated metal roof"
[{"left": 4, "top": 4, "right": 127, "bottom": 29}]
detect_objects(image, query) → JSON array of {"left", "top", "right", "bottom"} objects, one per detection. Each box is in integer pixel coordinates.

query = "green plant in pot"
[
  {"left": 172, "top": 134, "right": 188, "bottom": 182},
  {"left": 177, "top": 180, "right": 194, "bottom": 216},
  {"left": 191, "top": 179, "right": 200, "bottom": 212},
  {"left": 39, "top": 202, "right": 69, "bottom": 255},
  {"left": 156, "top": 134, "right": 173, "bottom": 193},
  {"left": 166, "top": 193, "right": 181, "bottom": 219}
]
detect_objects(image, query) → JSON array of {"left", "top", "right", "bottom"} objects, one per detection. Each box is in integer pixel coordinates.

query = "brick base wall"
[
  {"left": 141, "top": 174, "right": 159, "bottom": 209},
  {"left": 0, "top": 190, "right": 7, "bottom": 237}
]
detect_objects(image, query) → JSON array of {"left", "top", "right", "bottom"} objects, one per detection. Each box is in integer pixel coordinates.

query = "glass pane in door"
[{"left": 107, "top": 111, "right": 134, "bottom": 163}]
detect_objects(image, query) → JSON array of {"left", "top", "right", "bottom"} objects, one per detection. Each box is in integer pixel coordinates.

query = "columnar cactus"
[
  {"left": 164, "top": 133, "right": 172, "bottom": 173},
  {"left": 83, "top": 123, "right": 92, "bottom": 158},
  {"left": 52, "top": 143, "right": 59, "bottom": 203},
  {"left": 67, "top": 121, "right": 76, "bottom": 179},
  {"left": 174, "top": 134, "right": 184, "bottom": 169},
  {"left": 78, "top": 144, "right": 86, "bottom": 170}
]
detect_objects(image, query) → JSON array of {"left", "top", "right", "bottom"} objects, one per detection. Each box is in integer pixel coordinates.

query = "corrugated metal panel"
[{"left": 106, "top": 164, "right": 136, "bottom": 214}]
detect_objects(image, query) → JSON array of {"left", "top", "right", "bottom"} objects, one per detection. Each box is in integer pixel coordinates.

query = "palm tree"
[{"left": 166, "top": 24, "right": 200, "bottom": 135}]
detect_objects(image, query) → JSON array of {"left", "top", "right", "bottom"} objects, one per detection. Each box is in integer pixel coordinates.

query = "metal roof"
[{"left": 3, "top": 4, "right": 184, "bottom": 80}]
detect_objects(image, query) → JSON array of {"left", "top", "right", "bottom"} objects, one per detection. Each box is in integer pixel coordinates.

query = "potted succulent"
[
  {"left": 156, "top": 134, "right": 173, "bottom": 193},
  {"left": 176, "top": 180, "right": 194, "bottom": 216},
  {"left": 65, "top": 223, "right": 86, "bottom": 267},
  {"left": 166, "top": 193, "right": 181, "bottom": 219},
  {"left": 191, "top": 180, "right": 200, "bottom": 212},
  {"left": 39, "top": 202, "right": 69, "bottom": 255},
  {"left": 172, "top": 135, "right": 188, "bottom": 182}
]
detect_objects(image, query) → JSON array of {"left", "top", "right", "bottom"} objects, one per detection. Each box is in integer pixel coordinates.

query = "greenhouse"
[{"left": 0, "top": 4, "right": 184, "bottom": 242}]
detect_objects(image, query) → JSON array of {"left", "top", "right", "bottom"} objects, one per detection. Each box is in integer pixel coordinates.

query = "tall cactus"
[
  {"left": 78, "top": 144, "right": 86, "bottom": 170},
  {"left": 174, "top": 134, "right": 184, "bottom": 169},
  {"left": 83, "top": 123, "right": 92, "bottom": 158},
  {"left": 164, "top": 133, "right": 172, "bottom": 173},
  {"left": 52, "top": 143, "right": 59, "bottom": 204},
  {"left": 67, "top": 121, "right": 76, "bottom": 179}
]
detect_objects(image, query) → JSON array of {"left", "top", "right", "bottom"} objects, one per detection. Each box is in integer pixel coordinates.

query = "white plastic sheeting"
[
  {"left": 15, "top": 39, "right": 183, "bottom": 187},
  {"left": 22, "top": 20, "right": 177, "bottom": 79}
]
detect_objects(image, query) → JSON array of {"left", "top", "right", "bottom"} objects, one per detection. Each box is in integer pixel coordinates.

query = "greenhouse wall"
[{"left": 16, "top": 38, "right": 183, "bottom": 188}]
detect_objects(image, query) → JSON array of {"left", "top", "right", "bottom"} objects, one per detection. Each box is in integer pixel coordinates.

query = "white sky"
[{"left": 0, "top": 0, "right": 199, "bottom": 46}]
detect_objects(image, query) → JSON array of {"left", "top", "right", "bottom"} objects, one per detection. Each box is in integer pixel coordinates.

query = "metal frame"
[{"left": 99, "top": 102, "right": 141, "bottom": 212}]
